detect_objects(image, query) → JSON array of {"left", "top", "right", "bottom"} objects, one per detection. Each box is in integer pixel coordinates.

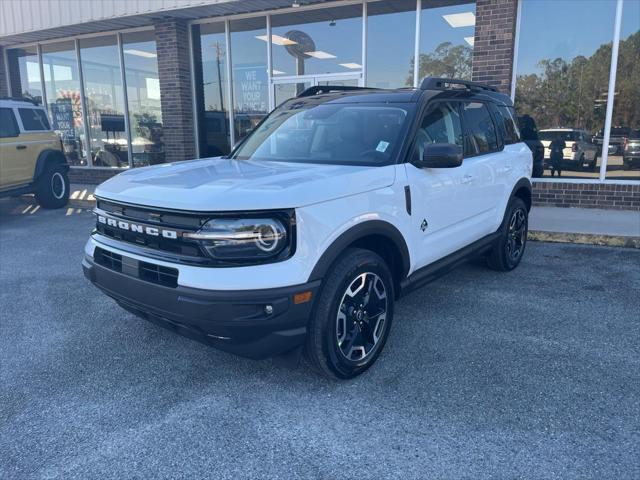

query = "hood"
[{"left": 95, "top": 157, "right": 395, "bottom": 211}]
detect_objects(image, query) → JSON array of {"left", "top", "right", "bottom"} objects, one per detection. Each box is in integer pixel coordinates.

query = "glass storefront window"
[
  {"left": 192, "top": 22, "right": 231, "bottom": 157},
  {"left": 79, "top": 35, "right": 129, "bottom": 168},
  {"left": 367, "top": 0, "right": 416, "bottom": 88},
  {"left": 122, "top": 31, "right": 164, "bottom": 167},
  {"left": 419, "top": 1, "right": 475, "bottom": 82},
  {"left": 514, "top": 0, "right": 615, "bottom": 179},
  {"left": 607, "top": 0, "right": 640, "bottom": 180},
  {"left": 230, "top": 17, "right": 268, "bottom": 142},
  {"left": 270, "top": 5, "right": 362, "bottom": 78},
  {"left": 41, "top": 41, "right": 87, "bottom": 166},
  {"left": 8, "top": 46, "right": 42, "bottom": 102}
]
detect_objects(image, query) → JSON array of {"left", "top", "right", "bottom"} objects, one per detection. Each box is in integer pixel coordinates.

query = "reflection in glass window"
[
  {"left": 367, "top": 0, "right": 416, "bottom": 88},
  {"left": 80, "top": 36, "right": 129, "bottom": 168},
  {"left": 419, "top": 1, "right": 475, "bottom": 82},
  {"left": 608, "top": 0, "right": 640, "bottom": 179},
  {"left": 122, "top": 31, "right": 164, "bottom": 167},
  {"left": 462, "top": 102, "right": 498, "bottom": 155},
  {"left": 42, "top": 41, "right": 87, "bottom": 166},
  {"left": 8, "top": 46, "right": 43, "bottom": 102},
  {"left": 270, "top": 5, "right": 362, "bottom": 78},
  {"left": 193, "top": 23, "right": 231, "bottom": 157},
  {"left": 514, "top": 0, "right": 615, "bottom": 179},
  {"left": 230, "top": 17, "right": 268, "bottom": 142}
]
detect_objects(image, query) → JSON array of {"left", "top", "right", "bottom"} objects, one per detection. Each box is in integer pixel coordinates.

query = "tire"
[
  {"left": 34, "top": 163, "right": 70, "bottom": 209},
  {"left": 487, "top": 197, "right": 528, "bottom": 272},
  {"left": 304, "top": 248, "right": 395, "bottom": 380}
]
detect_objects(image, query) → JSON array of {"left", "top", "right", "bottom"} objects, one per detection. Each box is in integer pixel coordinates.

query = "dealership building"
[{"left": 1, "top": 0, "right": 638, "bottom": 209}]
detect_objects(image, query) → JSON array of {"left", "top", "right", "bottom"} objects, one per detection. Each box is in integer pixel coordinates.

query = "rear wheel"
[
  {"left": 34, "top": 163, "right": 70, "bottom": 209},
  {"left": 487, "top": 197, "right": 528, "bottom": 271},
  {"left": 304, "top": 248, "right": 394, "bottom": 379}
]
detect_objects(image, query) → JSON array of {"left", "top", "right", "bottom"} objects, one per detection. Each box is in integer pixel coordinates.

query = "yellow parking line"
[
  {"left": 22, "top": 205, "right": 33, "bottom": 214},
  {"left": 78, "top": 189, "right": 87, "bottom": 200},
  {"left": 70, "top": 190, "right": 80, "bottom": 200},
  {"left": 66, "top": 207, "right": 74, "bottom": 216},
  {"left": 30, "top": 205, "right": 40, "bottom": 214}
]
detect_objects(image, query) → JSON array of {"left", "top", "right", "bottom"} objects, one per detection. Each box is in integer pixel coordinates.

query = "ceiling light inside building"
[
  {"left": 123, "top": 49, "right": 157, "bottom": 58},
  {"left": 272, "top": 69, "right": 286, "bottom": 75},
  {"left": 442, "top": 12, "right": 476, "bottom": 28},
  {"left": 255, "top": 34, "right": 297, "bottom": 46},
  {"left": 464, "top": 36, "right": 474, "bottom": 46},
  {"left": 306, "top": 50, "right": 336, "bottom": 59},
  {"left": 339, "top": 63, "right": 362, "bottom": 69}
]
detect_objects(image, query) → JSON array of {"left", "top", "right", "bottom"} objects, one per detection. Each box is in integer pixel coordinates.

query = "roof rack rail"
[
  {"left": 420, "top": 77, "right": 498, "bottom": 93},
  {"left": 0, "top": 96, "right": 41, "bottom": 105},
  {"left": 297, "top": 85, "right": 375, "bottom": 97}
]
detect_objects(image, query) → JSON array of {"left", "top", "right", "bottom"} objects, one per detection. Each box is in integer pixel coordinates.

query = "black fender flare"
[
  {"left": 509, "top": 177, "right": 532, "bottom": 211},
  {"left": 307, "top": 220, "right": 411, "bottom": 283},
  {"left": 33, "top": 150, "right": 68, "bottom": 182}
]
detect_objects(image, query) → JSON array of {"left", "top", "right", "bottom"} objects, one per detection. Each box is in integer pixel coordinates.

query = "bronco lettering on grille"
[{"left": 97, "top": 214, "right": 179, "bottom": 239}]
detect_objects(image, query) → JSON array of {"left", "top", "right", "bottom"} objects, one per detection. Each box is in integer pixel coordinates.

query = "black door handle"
[{"left": 16, "top": 145, "right": 27, "bottom": 150}]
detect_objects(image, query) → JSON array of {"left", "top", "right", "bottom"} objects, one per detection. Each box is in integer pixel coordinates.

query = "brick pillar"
[
  {"left": 472, "top": 0, "right": 518, "bottom": 94},
  {"left": 155, "top": 19, "right": 197, "bottom": 162},
  {"left": 0, "top": 47, "right": 8, "bottom": 97},
  {"left": 6, "top": 48, "right": 23, "bottom": 97}
]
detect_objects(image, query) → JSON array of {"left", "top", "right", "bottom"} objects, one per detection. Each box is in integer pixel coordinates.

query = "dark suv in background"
[{"left": 623, "top": 131, "right": 640, "bottom": 170}]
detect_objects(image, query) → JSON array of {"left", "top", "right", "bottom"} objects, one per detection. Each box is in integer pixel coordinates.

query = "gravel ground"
[{"left": 1, "top": 196, "right": 639, "bottom": 479}]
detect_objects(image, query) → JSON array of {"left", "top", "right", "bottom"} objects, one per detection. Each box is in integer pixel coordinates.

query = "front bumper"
[{"left": 82, "top": 254, "right": 320, "bottom": 359}]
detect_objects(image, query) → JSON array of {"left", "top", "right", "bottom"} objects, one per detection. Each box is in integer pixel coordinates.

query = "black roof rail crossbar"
[
  {"left": 0, "top": 96, "right": 40, "bottom": 105},
  {"left": 420, "top": 77, "right": 498, "bottom": 93},
  {"left": 297, "top": 85, "right": 375, "bottom": 97}
]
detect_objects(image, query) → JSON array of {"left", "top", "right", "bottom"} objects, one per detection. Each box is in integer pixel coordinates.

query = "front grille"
[
  {"left": 95, "top": 199, "right": 208, "bottom": 261},
  {"left": 139, "top": 261, "right": 178, "bottom": 288},
  {"left": 94, "top": 247, "right": 122, "bottom": 272}
]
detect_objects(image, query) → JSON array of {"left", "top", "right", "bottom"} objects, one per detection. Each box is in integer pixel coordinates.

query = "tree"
[{"left": 406, "top": 42, "right": 473, "bottom": 86}]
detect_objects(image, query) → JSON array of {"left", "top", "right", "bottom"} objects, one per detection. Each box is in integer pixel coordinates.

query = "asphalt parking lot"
[{"left": 1, "top": 196, "right": 639, "bottom": 480}]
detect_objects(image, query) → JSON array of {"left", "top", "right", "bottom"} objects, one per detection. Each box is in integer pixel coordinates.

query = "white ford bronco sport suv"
[{"left": 83, "top": 78, "right": 532, "bottom": 379}]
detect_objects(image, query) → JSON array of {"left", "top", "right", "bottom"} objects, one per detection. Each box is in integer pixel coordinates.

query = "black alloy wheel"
[{"left": 336, "top": 272, "right": 388, "bottom": 362}]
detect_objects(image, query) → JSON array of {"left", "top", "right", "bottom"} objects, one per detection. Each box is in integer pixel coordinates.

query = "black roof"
[{"left": 290, "top": 77, "right": 513, "bottom": 107}]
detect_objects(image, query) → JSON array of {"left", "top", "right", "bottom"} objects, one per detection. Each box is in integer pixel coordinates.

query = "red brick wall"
[
  {"left": 154, "top": 19, "right": 197, "bottom": 163},
  {"left": 532, "top": 182, "right": 640, "bottom": 210},
  {"left": 69, "top": 168, "right": 123, "bottom": 185},
  {"left": 472, "top": 0, "right": 518, "bottom": 94}
]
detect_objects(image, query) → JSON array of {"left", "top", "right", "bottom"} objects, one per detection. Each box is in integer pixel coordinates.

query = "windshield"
[
  {"left": 231, "top": 102, "right": 412, "bottom": 166},
  {"left": 539, "top": 130, "right": 578, "bottom": 142}
]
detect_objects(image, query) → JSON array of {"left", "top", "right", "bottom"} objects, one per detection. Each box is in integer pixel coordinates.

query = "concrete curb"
[{"left": 529, "top": 230, "right": 640, "bottom": 249}]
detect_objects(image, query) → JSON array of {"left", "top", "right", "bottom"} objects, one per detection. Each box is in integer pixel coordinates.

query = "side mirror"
[{"left": 413, "top": 143, "right": 463, "bottom": 168}]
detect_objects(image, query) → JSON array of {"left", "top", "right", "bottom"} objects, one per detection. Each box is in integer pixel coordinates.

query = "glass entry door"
[{"left": 271, "top": 73, "right": 362, "bottom": 109}]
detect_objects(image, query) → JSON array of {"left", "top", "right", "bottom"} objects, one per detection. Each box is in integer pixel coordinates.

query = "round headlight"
[{"left": 256, "top": 222, "right": 284, "bottom": 252}]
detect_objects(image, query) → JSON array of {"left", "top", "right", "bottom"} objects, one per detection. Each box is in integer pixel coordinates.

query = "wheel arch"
[
  {"left": 308, "top": 220, "right": 411, "bottom": 296},
  {"left": 33, "top": 149, "right": 68, "bottom": 182},
  {"left": 510, "top": 177, "right": 532, "bottom": 212}
]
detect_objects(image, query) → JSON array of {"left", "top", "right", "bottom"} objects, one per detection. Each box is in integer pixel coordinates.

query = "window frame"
[{"left": 0, "top": 108, "right": 21, "bottom": 138}]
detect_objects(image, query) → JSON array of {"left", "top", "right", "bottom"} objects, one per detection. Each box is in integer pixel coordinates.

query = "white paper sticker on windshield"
[{"left": 376, "top": 141, "right": 390, "bottom": 153}]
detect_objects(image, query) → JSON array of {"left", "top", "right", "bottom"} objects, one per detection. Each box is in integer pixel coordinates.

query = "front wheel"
[
  {"left": 304, "top": 248, "right": 394, "bottom": 379},
  {"left": 34, "top": 163, "right": 70, "bottom": 209},
  {"left": 487, "top": 197, "right": 528, "bottom": 271}
]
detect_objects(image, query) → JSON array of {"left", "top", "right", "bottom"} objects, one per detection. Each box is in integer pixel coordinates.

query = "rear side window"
[
  {"left": 461, "top": 102, "right": 499, "bottom": 156},
  {"left": 18, "top": 108, "right": 50, "bottom": 131},
  {"left": 0, "top": 108, "right": 20, "bottom": 138},
  {"left": 494, "top": 105, "right": 521, "bottom": 145}
]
